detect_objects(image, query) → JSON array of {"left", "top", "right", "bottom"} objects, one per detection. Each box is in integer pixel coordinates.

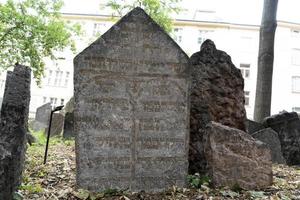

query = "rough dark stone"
[
  {"left": 246, "top": 119, "right": 265, "bottom": 134},
  {"left": 32, "top": 103, "right": 51, "bottom": 131},
  {"left": 263, "top": 111, "right": 300, "bottom": 165},
  {"left": 26, "top": 133, "right": 37, "bottom": 146},
  {"left": 74, "top": 7, "right": 190, "bottom": 192},
  {"left": 45, "top": 113, "right": 64, "bottom": 137},
  {"left": 252, "top": 128, "right": 286, "bottom": 164},
  {"left": 189, "top": 39, "right": 246, "bottom": 174},
  {"left": 203, "top": 122, "right": 273, "bottom": 190},
  {"left": 63, "top": 112, "right": 74, "bottom": 138},
  {"left": 0, "top": 65, "right": 31, "bottom": 200}
]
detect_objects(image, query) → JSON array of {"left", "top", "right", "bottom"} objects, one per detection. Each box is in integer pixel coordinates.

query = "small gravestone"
[
  {"left": 63, "top": 112, "right": 74, "bottom": 138},
  {"left": 204, "top": 122, "right": 273, "bottom": 190},
  {"left": 32, "top": 102, "right": 51, "bottom": 131},
  {"left": 0, "top": 65, "right": 31, "bottom": 199},
  {"left": 252, "top": 128, "right": 286, "bottom": 164},
  {"left": 189, "top": 39, "right": 247, "bottom": 174},
  {"left": 263, "top": 111, "right": 300, "bottom": 165},
  {"left": 45, "top": 113, "right": 64, "bottom": 137},
  {"left": 74, "top": 7, "right": 190, "bottom": 192},
  {"left": 246, "top": 119, "right": 265, "bottom": 134},
  {"left": 63, "top": 97, "right": 74, "bottom": 138},
  {"left": 64, "top": 97, "right": 74, "bottom": 113}
]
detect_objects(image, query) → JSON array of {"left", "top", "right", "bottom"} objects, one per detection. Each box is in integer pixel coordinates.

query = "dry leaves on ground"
[{"left": 19, "top": 139, "right": 300, "bottom": 200}]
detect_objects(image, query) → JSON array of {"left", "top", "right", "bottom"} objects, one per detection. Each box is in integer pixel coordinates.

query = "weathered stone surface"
[
  {"left": 0, "top": 65, "right": 31, "bottom": 199},
  {"left": 64, "top": 97, "right": 74, "bottom": 113},
  {"left": 45, "top": 113, "right": 64, "bottom": 137},
  {"left": 74, "top": 7, "right": 190, "bottom": 192},
  {"left": 32, "top": 103, "right": 51, "bottom": 131},
  {"left": 263, "top": 111, "right": 300, "bottom": 165},
  {"left": 63, "top": 98, "right": 75, "bottom": 138},
  {"left": 252, "top": 128, "right": 285, "bottom": 164},
  {"left": 189, "top": 39, "right": 246, "bottom": 174},
  {"left": 246, "top": 119, "right": 265, "bottom": 134},
  {"left": 203, "top": 122, "right": 273, "bottom": 190},
  {"left": 63, "top": 112, "right": 74, "bottom": 138}
]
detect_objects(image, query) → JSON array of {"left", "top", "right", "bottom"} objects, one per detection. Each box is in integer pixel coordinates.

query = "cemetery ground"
[{"left": 19, "top": 131, "right": 300, "bottom": 200}]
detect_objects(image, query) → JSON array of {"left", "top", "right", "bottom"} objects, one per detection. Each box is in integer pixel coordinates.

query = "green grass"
[{"left": 29, "top": 129, "right": 75, "bottom": 147}]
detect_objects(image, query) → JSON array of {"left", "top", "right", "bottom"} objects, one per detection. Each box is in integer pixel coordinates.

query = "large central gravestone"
[{"left": 74, "top": 7, "right": 190, "bottom": 192}]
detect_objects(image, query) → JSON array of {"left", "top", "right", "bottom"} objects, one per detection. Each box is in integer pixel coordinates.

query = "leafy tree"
[
  {"left": 0, "top": 0, "right": 81, "bottom": 84},
  {"left": 105, "top": 0, "right": 181, "bottom": 33},
  {"left": 254, "top": 0, "right": 278, "bottom": 122}
]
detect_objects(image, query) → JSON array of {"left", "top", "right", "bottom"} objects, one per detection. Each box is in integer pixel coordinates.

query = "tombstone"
[
  {"left": 0, "top": 64, "right": 31, "bottom": 199},
  {"left": 74, "top": 7, "right": 190, "bottom": 192},
  {"left": 63, "top": 97, "right": 75, "bottom": 138},
  {"left": 32, "top": 102, "right": 51, "bottom": 131},
  {"left": 45, "top": 113, "right": 64, "bottom": 137},
  {"left": 64, "top": 97, "right": 74, "bottom": 113},
  {"left": 189, "top": 39, "right": 247, "bottom": 174},
  {"left": 203, "top": 122, "right": 273, "bottom": 190},
  {"left": 246, "top": 119, "right": 265, "bottom": 134},
  {"left": 63, "top": 112, "right": 74, "bottom": 138},
  {"left": 263, "top": 111, "right": 300, "bottom": 165},
  {"left": 252, "top": 128, "right": 286, "bottom": 164}
]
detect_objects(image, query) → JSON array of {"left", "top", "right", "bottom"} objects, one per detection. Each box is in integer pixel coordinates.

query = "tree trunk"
[{"left": 254, "top": 0, "right": 278, "bottom": 122}]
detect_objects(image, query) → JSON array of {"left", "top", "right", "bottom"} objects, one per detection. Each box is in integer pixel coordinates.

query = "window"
[
  {"left": 58, "top": 71, "right": 63, "bottom": 86},
  {"left": 60, "top": 99, "right": 64, "bottom": 106},
  {"left": 197, "top": 30, "right": 213, "bottom": 45},
  {"left": 50, "top": 97, "right": 58, "bottom": 107},
  {"left": 292, "top": 107, "right": 300, "bottom": 113},
  {"left": 240, "top": 64, "right": 250, "bottom": 79},
  {"left": 292, "top": 49, "right": 300, "bottom": 65},
  {"left": 64, "top": 72, "right": 70, "bottom": 87},
  {"left": 292, "top": 76, "right": 300, "bottom": 93},
  {"left": 54, "top": 70, "right": 63, "bottom": 86},
  {"left": 93, "top": 23, "right": 106, "bottom": 36},
  {"left": 173, "top": 28, "right": 183, "bottom": 43},
  {"left": 244, "top": 91, "right": 250, "bottom": 106},
  {"left": 47, "top": 70, "right": 53, "bottom": 85}
]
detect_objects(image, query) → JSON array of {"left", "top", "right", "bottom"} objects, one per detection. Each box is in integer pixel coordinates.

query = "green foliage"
[
  {"left": 20, "top": 183, "right": 43, "bottom": 193},
  {"left": 187, "top": 174, "right": 210, "bottom": 188},
  {"left": 0, "top": 0, "right": 81, "bottom": 84},
  {"left": 105, "top": 0, "right": 181, "bottom": 33},
  {"left": 30, "top": 130, "right": 47, "bottom": 145}
]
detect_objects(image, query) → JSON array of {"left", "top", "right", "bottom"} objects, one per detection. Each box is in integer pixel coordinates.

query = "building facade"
[{"left": 0, "top": 9, "right": 300, "bottom": 119}]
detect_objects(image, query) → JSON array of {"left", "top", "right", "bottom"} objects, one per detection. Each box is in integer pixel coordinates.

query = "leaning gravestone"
[
  {"left": 0, "top": 65, "right": 31, "bottom": 199},
  {"left": 263, "top": 111, "right": 300, "bottom": 165},
  {"left": 74, "top": 7, "right": 190, "bottom": 192},
  {"left": 189, "top": 39, "right": 247, "bottom": 174},
  {"left": 32, "top": 102, "right": 51, "bottom": 131}
]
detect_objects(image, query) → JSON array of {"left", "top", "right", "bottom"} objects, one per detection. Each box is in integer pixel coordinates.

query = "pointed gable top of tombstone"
[{"left": 74, "top": 7, "right": 188, "bottom": 67}]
